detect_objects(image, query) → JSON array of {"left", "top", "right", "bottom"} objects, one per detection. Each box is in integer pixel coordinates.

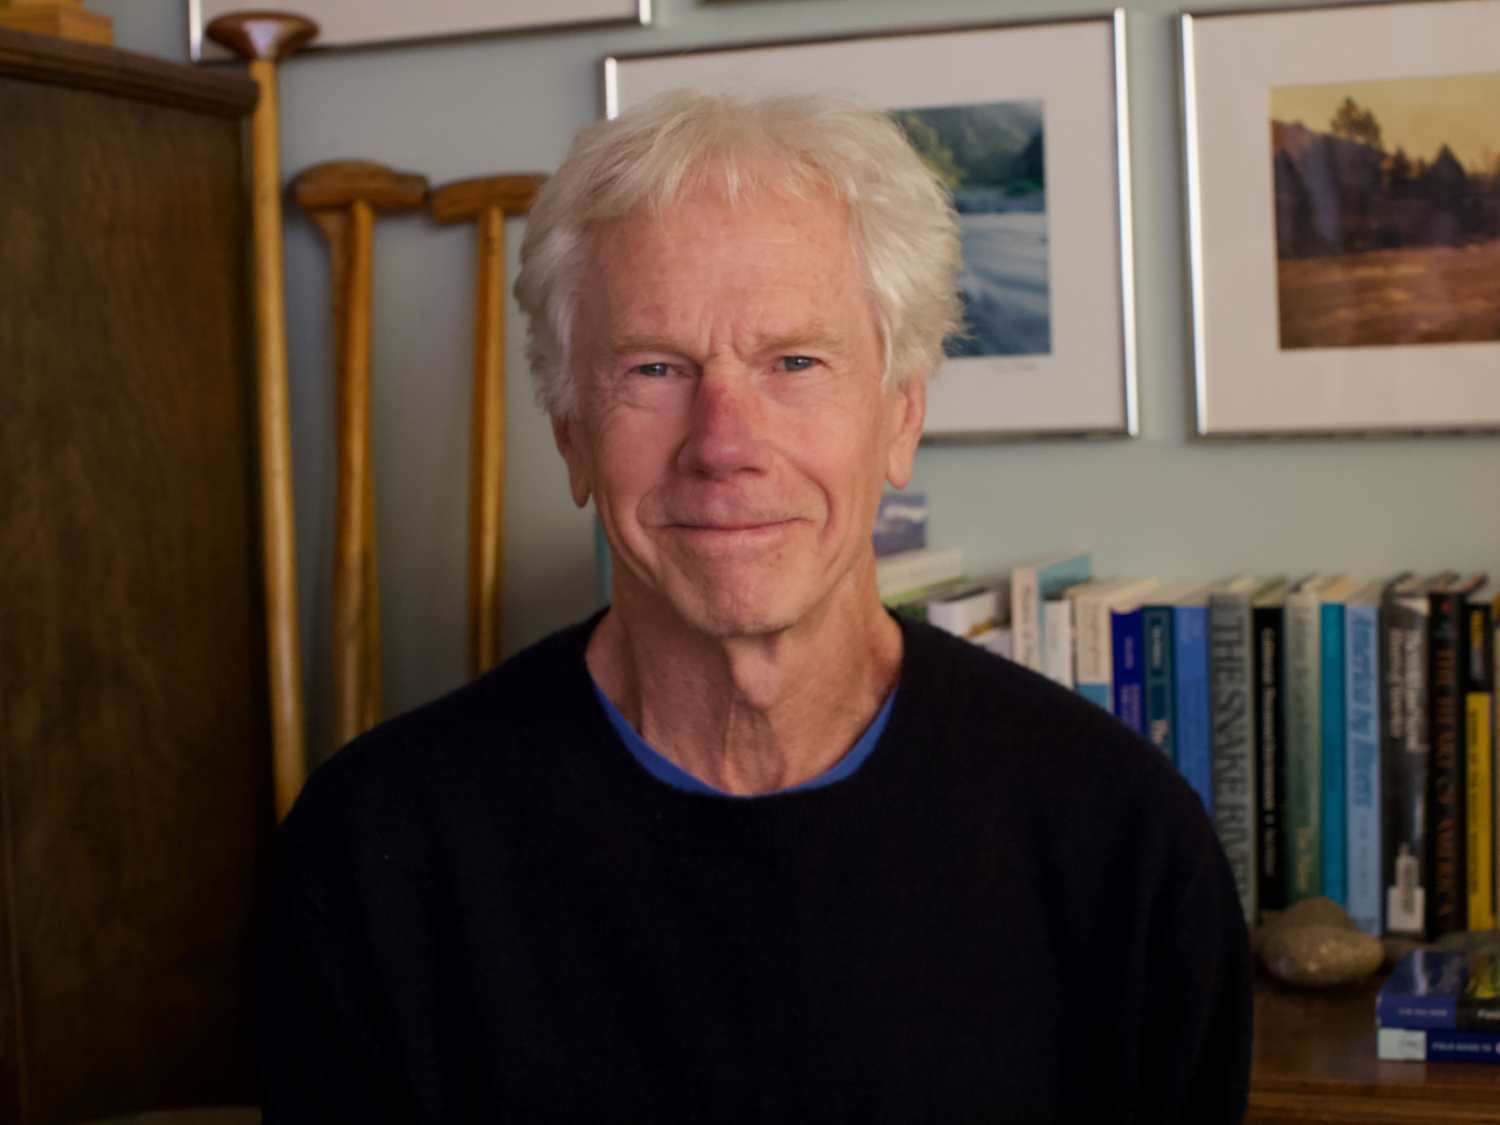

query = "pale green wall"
[{"left": 98, "top": 0, "right": 1499, "bottom": 767}]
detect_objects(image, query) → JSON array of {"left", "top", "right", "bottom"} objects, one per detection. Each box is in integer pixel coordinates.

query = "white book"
[
  {"left": 875, "top": 547, "right": 963, "bottom": 602},
  {"left": 1007, "top": 551, "right": 1092, "bottom": 673},
  {"left": 1073, "top": 577, "right": 1159, "bottom": 711},
  {"left": 1042, "top": 596, "right": 1074, "bottom": 688},
  {"left": 927, "top": 579, "right": 1007, "bottom": 640}
]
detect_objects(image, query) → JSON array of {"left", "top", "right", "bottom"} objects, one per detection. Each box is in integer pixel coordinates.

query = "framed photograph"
[
  {"left": 1183, "top": 0, "right": 1500, "bottom": 437},
  {"left": 605, "top": 13, "right": 1138, "bottom": 442},
  {"left": 191, "top": 0, "right": 650, "bottom": 62}
]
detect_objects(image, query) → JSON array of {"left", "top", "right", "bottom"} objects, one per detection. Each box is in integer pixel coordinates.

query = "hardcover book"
[
  {"left": 1376, "top": 948, "right": 1467, "bottom": 1029},
  {"left": 1377, "top": 1027, "right": 1500, "bottom": 1063},
  {"left": 1284, "top": 574, "right": 1344, "bottom": 903},
  {"left": 876, "top": 548, "right": 964, "bottom": 603},
  {"left": 1344, "top": 578, "right": 1390, "bottom": 937},
  {"left": 1042, "top": 595, "right": 1074, "bottom": 688},
  {"left": 1172, "top": 588, "right": 1213, "bottom": 813},
  {"left": 1376, "top": 948, "right": 1500, "bottom": 1034},
  {"left": 1141, "top": 580, "right": 1206, "bottom": 763},
  {"left": 1426, "top": 574, "right": 1484, "bottom": 939},
  {"left": 1008, "top": 552, "right": 1092, "bottom": 674},
  {"left": 1111, "top": 603, "right": 1146, "bottom": 734},
  {"left": 1319, "top": 578, "right": 1355, "bottom": 908},
  {"left": 1381, "top": 572, "right": 1457, "bottom": 937},
  {"left": 1253, "top": 579, "right": 1292, "bottom": 916},
  {"left": 1074, "top": 578, "right": 1157, "bottom": 713},
  {"left": 1209, "top": 575, "right": 1267, "bottom": 923},
  {"left": 1468, "top": 582, "right": 1497, "bottom": 932}
]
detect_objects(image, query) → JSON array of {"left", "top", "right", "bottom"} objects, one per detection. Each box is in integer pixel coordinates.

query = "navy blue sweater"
[{"left": 255, "top": 614, "right": 1251, "bottom": 1123}]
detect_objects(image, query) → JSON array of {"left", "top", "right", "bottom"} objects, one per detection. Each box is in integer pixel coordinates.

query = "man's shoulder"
[
  {"left": 895, "top": 616, "right": 1205, "bottom": 834},
  {"left": 283, "top": 615, "right": 600, "bottom": 837}
]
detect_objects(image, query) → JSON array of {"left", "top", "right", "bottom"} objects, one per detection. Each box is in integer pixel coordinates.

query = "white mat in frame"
[
  {"left": 604, "top": 13, "right": 1138, "bottom": 442},
  {"left": 1184, "top": 0, "right": 1500, "bottom": 437},
  {"left": 191, "top": 0, "right": 649, "bottom": 62}
]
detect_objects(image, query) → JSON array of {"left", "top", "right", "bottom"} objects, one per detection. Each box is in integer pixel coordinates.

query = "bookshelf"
[{"left": 1249, "top": 968, "right": 1500, "bottom": 1122}]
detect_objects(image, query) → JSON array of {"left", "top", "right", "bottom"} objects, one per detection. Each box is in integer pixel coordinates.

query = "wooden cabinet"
[
  {"left": 0, "top": 29, "right": 272, "bottom": 1125},
  {"left": 1250, "top": 970, "right": 1500, "bottom": 1123}
]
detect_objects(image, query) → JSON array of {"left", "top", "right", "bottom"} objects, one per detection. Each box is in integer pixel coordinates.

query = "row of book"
[
  {"left": 1377, "top": 948, "right": 1500, "bottom": 1063},
  {"left": 873, "top": 536, "right": 1499, "bottom": 940}
]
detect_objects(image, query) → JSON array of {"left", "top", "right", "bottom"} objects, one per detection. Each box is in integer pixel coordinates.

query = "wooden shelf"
[{"left": 1250, "top": 968, "right": 1500, "bottom": 1123}]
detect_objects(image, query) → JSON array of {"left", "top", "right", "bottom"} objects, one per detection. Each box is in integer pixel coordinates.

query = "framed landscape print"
[
  {"left": 191, "top": 0, "right": 649, "bottom": 61},
  {"left": 1183, "top": 0, "right": 1500, "bottom": 437},
  {"left": 605, "top": 13, "right": 1138, "bottom": 441}
]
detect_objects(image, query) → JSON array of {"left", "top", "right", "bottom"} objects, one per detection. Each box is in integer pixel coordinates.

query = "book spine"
[
  {"left": 1469, "top": 599, "right": 1496, "bottom": 931},
  {"left": 1284, "top": 593, "right": 1322, "bottom": 903},
  {"left": 1042, "top": 597, "right": 1074, "bottom": 688},
  {"left": 1174, "top": 604, "right": 1212, "bottom": 814},
  {"left": 1254, "top": 604, "right": 1288, "bottom": 915},
  {"left": 1378, "top": 1028, "right": 1500, "bottom": 1063},
  {"left": 1376, "top": 994, "right": 1457, "bottom": 1030},
  {"left": 1210, "top": 593, "right": 1257, "bottom": 923},
  {"left": 1382, "top": 595, "right": 1427, "bottom": 937},
  {"left": 1345, "top": 602, "right": 1382, "bottom": 935},
  {"left": 1143, "top": 605, "right": 1175, "bottom": 759},
  {"left": 1075, "top": 596, "right": 1113, "bottom": 711},
  {"left": 1112, "top": 607, "right": 1145, "bottom": 733},
  {"left": 1011, "top": 567, "right": 1041, "bottom": 672},
  {"left": 1428, "top": 591, "right": 1467, "bottom": 939},
  {"left": 1321, "top": 602, "right": 1346, "bottom": 907}
]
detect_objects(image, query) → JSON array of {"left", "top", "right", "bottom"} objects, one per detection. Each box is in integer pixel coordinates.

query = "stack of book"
[
  {"left": 1377, "top": 948, "right": 1500, "bottom": 1063},
  {"left": 875, "top": 505, "right": 1499, "bottom": 940}
]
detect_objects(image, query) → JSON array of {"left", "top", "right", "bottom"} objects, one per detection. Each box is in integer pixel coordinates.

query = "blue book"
[
  {"left": 1142, "top": 604, "right": 1175, "bottom": 760},
  {"left": 1378, "top": 1027, "right": 1500, "bottom": 1063},
  {"left": 1344, "top": 582, "right": 1385, "bottom": 936},
  {"left": 1173, "top": 598, "right": 1212, "bottom": 814},
  {"left": 1321, "top": 599, "right": 1347, "bottom": 907},
  {"left": 1111, "top": 605, "right": 1145, "bottom": 733},
  {"left": 1376, "top": 949, "right": 1467, "bottom": 1029}
]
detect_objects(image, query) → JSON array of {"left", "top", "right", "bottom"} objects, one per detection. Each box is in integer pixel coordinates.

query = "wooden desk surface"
[{"left": 1249, "top": 968, "right": 1500, "bottom": 1123}]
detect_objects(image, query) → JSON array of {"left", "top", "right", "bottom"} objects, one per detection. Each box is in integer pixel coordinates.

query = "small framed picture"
[
  {"left": 605, "top": 12, "right": 1139, "bottom": 442},
  {"left": 1182, "top": 0, "right": 1500, "bottom": 437},
  {"left": 191, "top": 0, "right": 650, "bottom": 61}
]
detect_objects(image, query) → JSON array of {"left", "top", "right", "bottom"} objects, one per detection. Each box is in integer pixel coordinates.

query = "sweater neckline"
[{"left": 555, "top": 610, "right": 941, "bottom": 848}]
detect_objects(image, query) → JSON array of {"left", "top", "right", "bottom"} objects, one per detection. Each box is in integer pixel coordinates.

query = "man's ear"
[
  {"left": 552, "top": 415, "right": 594, "bottom": 508},
  {"left": 884, "top": 372, "right": 926, "bottom": 490}
]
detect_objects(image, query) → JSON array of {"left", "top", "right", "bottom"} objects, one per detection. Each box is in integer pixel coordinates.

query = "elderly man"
[{"left": 255, "top": 91, "right": 1252, "bottom": 1122}]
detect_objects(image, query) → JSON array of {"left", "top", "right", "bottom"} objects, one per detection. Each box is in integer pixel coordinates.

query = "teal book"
[{"left": 1321, "top": 598, "right": 1347, "bottom": 907}]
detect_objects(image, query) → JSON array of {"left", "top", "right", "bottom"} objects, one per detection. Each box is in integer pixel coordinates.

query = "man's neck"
[{"left": 586, "top": 567, "right": 903, "bottom": 796}]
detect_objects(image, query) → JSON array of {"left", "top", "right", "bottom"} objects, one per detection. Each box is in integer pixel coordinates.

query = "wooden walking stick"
[
  {"left": 205, "top": 11, "right": 317, "bottom": 821},
  {"left": 430, "top": 175, "right": 542, "bottom": 680},
  {"left": 293, "top": 161, "right": 427, "bottom": 749}
]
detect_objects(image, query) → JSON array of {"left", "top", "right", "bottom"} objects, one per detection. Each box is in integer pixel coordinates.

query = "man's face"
[{"left": 554, "top": 179, "right": 925, "bottom": 638}]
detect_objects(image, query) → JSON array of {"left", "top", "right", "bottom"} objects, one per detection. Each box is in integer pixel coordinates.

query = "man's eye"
[
  {"left": 632, "top": 362, "right": 672, "bottom": 378},
  {"left": 778, "top": 356, "right": 817, "bottom": 372}
]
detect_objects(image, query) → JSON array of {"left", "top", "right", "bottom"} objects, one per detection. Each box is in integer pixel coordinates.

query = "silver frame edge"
[
  {"left": 1112, "top": 8, "right": 1139, "bottom": 438},
  {"left": 1179, "top": 12, "right": 1213, "bottom": 437}
]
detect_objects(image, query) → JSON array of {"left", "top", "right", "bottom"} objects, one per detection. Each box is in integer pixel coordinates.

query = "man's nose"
[{"left": 677, "top": 368, "right": 768, "bottom": 479}]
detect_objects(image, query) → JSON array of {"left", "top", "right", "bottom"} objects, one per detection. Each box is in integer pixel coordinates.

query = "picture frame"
[
  {"left": 1182, "top": 0, "right": 1500, "bottom": 438},
  {"left": 190, "top": 0, "right": 650, "bottom": 62},
  {"left": 604, "top": 12, "right": 1138, "bottom": 442}
]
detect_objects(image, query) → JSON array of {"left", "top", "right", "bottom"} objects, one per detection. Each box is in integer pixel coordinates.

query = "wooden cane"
[
  {"left": 205, "top": 11, "right": 317, "bottom": 821},
  {"left": 293, "top": 161, "right": 427, "bottom": 749},
  {"left": 430, "top": 175, "right": 542, "bottom": 679}
]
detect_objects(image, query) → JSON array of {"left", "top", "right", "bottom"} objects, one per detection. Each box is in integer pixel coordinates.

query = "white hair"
[{"left": 514, "top": 89, "right": 963, "bottom": 418}]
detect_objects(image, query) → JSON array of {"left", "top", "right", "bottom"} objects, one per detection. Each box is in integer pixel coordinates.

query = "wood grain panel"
[{"left": 0, "top": 62, "right": 271, "bottom": 1125}]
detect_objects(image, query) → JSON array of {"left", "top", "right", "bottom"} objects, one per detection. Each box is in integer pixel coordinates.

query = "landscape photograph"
[
  {"left": 1270, "top": 71, "right": 1500, "bottom": 349},
  {"left": 892, "top": 100, "right": 1050, "bottom": 357}
]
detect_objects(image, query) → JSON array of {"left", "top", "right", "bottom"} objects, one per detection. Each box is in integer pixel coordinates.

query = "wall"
[{"left": 98, "top": 0, "right": 1500, "bottom": 769}]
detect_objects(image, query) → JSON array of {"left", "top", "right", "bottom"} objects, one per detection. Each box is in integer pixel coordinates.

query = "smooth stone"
[
  {"left": 1263, "top": 925, "right": 1385, "bottom": 988},
  {"left": 1252, "top": 896, "right": 1355, "bottom": 956}
]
